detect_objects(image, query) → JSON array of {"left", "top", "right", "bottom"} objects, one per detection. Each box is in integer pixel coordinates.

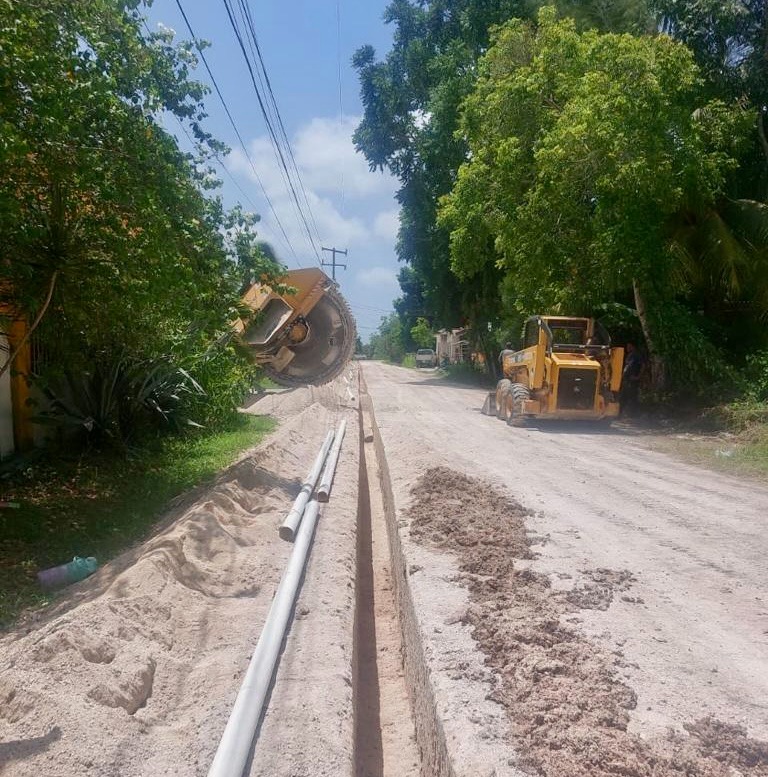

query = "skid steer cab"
[{"left": 481, "top": 316, "right": 624, "bottom": 425}]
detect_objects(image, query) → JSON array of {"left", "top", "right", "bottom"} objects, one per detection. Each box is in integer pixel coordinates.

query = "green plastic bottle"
[
  {"left": 66, "top": 556, "right": 98, "bottom": 583},
  {"left": 37, "top": 556, "right": 98, "bottom": 589}
]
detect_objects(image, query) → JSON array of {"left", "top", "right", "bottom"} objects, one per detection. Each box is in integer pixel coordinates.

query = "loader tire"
[
  {"left": 495, "top": 379, "right": 511, "bottom": 420},
  {"left": 506, "top": 383, "right": 531, "bottom": 427}
]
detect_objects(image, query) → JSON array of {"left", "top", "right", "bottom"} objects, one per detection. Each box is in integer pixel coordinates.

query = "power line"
[
  {"left": 222, "top": 0, "right": 323, "bottom": 265},
  {"left": 166, "top": 114, "right": 302, "bottom": 269},
  {"left": 238, "top": 0, "right": 323, "bottom": 245},
  {"left": 170, "top": 0, "right": 298, "bottom": 263}
]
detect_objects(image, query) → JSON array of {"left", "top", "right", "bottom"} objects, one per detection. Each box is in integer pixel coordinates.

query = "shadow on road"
[
  {"left": 405, "top": 377, "right": 493, "bottom": 390},
  {"left": 0, "top": 726, "right": 61, "bottom": 766},
  {"left": 476, "top": 413, "right": 655, "bottom": 437},
  {"left": 240, "top": 387, "right": 297, "bottom": 411}
]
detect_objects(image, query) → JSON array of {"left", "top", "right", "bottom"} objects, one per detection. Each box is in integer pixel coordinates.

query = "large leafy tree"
[
  {"left": 354, "top": 0, "right": 659, "bottom": 339},
  {"left": 0, "top": 0, "right": 281, "bottom": 423},
  {"left": 439, "top": 10, "right": 752, "bottom": 389},
  {"left": 651, "top": 0, "right": 768, "bottom": 359},
  {"left": 0, "top": 0, "right": 227, "bottom": 360},
  {"left": 354, "top": 1, "right": 543, "bottom": 336}
]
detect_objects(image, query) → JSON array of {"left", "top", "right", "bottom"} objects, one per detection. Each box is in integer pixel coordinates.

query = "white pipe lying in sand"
[
  {"left": 207, "top": 499, "right": 321, "bottom": 777},
  {"left": 316, "top": 419, "right": 347, "bottom": 503},
  {"left": 279, "top": 429, "right": 334, "bottom": 541}
]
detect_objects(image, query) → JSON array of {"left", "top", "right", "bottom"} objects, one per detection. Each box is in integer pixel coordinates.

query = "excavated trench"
[{"left": 352, "top": 376, "right": 453, "bottom": 777}]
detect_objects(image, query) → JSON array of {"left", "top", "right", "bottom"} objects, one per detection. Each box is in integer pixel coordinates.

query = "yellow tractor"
[
  {"left": 481, "top": 316, "right": 624, "bottom": 424},
  {"left": 234, "top": 268, "right": 356, "bottom": 387}
]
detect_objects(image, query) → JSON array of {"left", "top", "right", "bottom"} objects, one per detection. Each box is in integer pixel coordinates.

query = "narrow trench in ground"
[{"left": 352, "top": 407, "right": 420, "bottom": 777}]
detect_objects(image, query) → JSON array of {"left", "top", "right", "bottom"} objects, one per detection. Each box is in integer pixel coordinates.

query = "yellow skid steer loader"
[{"left": 482, "top": 316, "right": 624, "bottom": 425}]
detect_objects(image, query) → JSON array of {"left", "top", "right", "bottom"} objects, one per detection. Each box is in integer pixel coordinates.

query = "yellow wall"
[{"left": 0, "top": 334, "right": 14, "bottom": 458}]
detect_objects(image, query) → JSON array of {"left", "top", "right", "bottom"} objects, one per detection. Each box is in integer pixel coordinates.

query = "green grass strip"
[{"left": 0, "top": 413, "right": 276, "bottom": 627}]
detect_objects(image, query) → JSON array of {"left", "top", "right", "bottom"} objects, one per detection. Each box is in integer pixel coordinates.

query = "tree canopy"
[
  {"left": 359, "top": 0, "right": 768, "bottom": 394},
  {"left": 0, "top": 0, "right": 283, "bottom": 430}
]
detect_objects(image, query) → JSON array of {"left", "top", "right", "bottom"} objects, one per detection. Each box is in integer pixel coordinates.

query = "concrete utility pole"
[{"left": 321, "top": 246, "right": 348, "bottom": 281}]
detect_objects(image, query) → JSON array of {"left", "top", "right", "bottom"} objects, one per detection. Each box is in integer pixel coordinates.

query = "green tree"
[
  {"left": 0, "top": 0, "right": 269, "bottom": 428},
  {"left": 369, "top": 313, "right": 406, "bottom": 362},
  {"left": 410, "top": 317, "right": 435, "bottom": 348},
  {"left": 354, "top": 0, "right": 659, "bottom": 342},
  {"left": 439, "top": 10, "right": 751, "bottom": 390}
]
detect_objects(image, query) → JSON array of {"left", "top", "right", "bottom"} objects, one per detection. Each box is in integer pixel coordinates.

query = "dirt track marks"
[{"left": 407, "top": 466, "right": 768, "bottom": 777}]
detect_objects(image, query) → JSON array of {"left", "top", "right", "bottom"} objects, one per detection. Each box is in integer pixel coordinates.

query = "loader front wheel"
[
  {"left": 507, "top": 383, "right": 531, "bottom": 427},
  {"left": 495, "top": 379, "right": 511, "bottom": 420}
]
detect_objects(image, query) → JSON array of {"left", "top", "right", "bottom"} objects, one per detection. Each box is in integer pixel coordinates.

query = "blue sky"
[{"left": 146, "top": 1, "right": 399, "bottom": 341}]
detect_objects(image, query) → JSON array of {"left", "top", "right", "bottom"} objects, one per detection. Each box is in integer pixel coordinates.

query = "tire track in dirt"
[
  {"left": 407, "top": 466, "right": 768, "bottom": 777},
  {"left": 361, "top": 362, "right": 768, "bottom": 754}
]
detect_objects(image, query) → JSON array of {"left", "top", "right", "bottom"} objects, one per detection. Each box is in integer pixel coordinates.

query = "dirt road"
[
  {"left": 1, "top": 363, "right": 767, "bottom": 777},
  {"left": 362, "top": 360, "right": 768, "bottom": 775}
]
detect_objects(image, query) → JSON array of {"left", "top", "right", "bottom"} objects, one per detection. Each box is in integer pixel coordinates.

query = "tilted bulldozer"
[
  {"left": 235, "top": 268, "right": 356, "bottom": 387},
  {"left": 481, "top": 316, "right": 624, "bottom": 424}
]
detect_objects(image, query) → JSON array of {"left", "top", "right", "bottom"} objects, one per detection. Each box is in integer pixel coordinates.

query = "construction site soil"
[
  {"left": 1, "top": 361, "right": 767, "bottom": 777},
  {"left": 0, "top": 377, "right": 360, "bottom": 777},
  {"left": 407, "top": 466, "right": 768, "bottom": 776}
]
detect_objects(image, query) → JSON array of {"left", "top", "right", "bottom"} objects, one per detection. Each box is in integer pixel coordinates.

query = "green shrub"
[{"left": 36, "top": 356, "right": 206, "bottom": 447}]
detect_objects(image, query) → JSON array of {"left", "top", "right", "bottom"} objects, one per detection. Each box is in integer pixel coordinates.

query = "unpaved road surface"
[
  {"left": 362, "top": 360, "right": 768, "bottom": 775},
  {"left": 1, "top": 362, "right": 767, "bottom": 777}
]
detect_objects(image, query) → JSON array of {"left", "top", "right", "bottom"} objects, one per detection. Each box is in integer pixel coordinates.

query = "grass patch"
[
  {"left": 650, "top": 397, "right": 768, "bottom": 480},
  {"left": 0, "top": 413, "right": 275, "bottom": 627},
  {"left": 402, "top": 353, "right": 417, "bottom": 368}
]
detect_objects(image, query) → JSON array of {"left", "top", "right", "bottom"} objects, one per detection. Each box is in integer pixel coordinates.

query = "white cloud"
[
  {"left": 294, "top": 116, "right": 396, "bottom": 197},
  {"left": 224, "top": 115, "right": 401, "bottom": 336},
  {"left": 373, "top": 209, "right": 399, "bottom": 241},
  {"left": 227, "top": 120, "right": 384, "bottom": 255},
  {"left": 357, "top": 266, "right": 399, "bottom": 289}
]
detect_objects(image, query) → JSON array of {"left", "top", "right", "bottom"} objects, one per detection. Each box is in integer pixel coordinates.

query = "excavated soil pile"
[{"left": 407, "top": 466, "right": 768, "bottom": 777}]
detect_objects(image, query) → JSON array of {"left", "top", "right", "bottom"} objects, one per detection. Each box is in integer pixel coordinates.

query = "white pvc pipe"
[
  {"left": 279, "top": 429, "right": 334, "bottom": 541},
  {"left": 316, "top": 419, "right": 347, "bottom": 503},
  {"left": 208, "top": 499, "right": 321, "bottom": 777}
]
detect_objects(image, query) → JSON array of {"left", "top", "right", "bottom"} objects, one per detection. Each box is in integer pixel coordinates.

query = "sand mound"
[{"left": 0, "top": 384, "right": 350, "bottom": 777}]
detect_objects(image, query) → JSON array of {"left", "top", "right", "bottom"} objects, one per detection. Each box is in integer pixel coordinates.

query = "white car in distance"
[{"left": 415, "top": 348, "right": 437, "bottom": 368}]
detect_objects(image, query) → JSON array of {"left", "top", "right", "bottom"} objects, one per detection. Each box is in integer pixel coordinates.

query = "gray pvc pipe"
[
  {"left": 316, "top": 419, "right": 347, "bottom": 503},
  {"left": 279, "top": 429, "right": 335, "bottom": 541},
  {"left": 207, "top": 499, "right": 321, "bottom": 777}
]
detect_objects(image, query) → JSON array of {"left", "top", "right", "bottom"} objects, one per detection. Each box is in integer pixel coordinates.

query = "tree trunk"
[{"left": 632, "top": 278, "right": 666, "bottom": 393}]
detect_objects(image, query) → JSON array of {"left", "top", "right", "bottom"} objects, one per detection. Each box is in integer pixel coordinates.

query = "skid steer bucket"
[{"left": 481, "top": 391, "right": 497, "bottom": 416}]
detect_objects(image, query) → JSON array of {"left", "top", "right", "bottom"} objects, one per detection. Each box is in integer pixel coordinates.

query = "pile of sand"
[{"left": 0, "top": 379, "right": 355, "bottom": 777}]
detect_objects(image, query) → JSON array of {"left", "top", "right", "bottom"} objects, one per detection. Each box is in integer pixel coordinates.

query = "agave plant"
[{"left": 35, "top": 355, "right": 205, "bottom": 447}]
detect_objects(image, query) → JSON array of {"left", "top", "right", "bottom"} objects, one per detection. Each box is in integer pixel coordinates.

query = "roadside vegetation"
[
  {"left": 0, "top": 414, "right": 275, "bottom": 627},
  {"left": 0, "top": 1, "right": 284, "bottom": 623},
  {"left": 358, "top": 0, "right": 768, "bottom": 463},
  {"left": 0, "top": 0, "right": 284, "bottom": 439}
]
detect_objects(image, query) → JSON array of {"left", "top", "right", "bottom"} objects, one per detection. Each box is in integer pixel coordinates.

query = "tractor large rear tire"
[{"left": 262, "top": 285, "right": 356, "bottom": 387}]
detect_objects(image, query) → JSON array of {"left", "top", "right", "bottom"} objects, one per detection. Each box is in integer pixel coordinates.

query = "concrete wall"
[{"left": 0, "top": 334, "right": 14, "bottom": 459}]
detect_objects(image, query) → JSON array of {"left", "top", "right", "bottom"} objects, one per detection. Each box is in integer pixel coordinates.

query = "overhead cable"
[
  {"left": 335, "top": 0, "right": 346, "bottom": 218},
  {"left": 238, "top": 0, "right": 323, "bottom": 244},
  {"left": 172, "top": 0, "right": 298, "bottom": 263},
  {"left": 222, "top": 0, "right": 323, "bottom": 265}
]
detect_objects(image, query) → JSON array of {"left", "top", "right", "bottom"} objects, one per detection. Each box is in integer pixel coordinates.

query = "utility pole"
[{"left": 321, "top": 246, "right": 348, "bottom": 281}]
